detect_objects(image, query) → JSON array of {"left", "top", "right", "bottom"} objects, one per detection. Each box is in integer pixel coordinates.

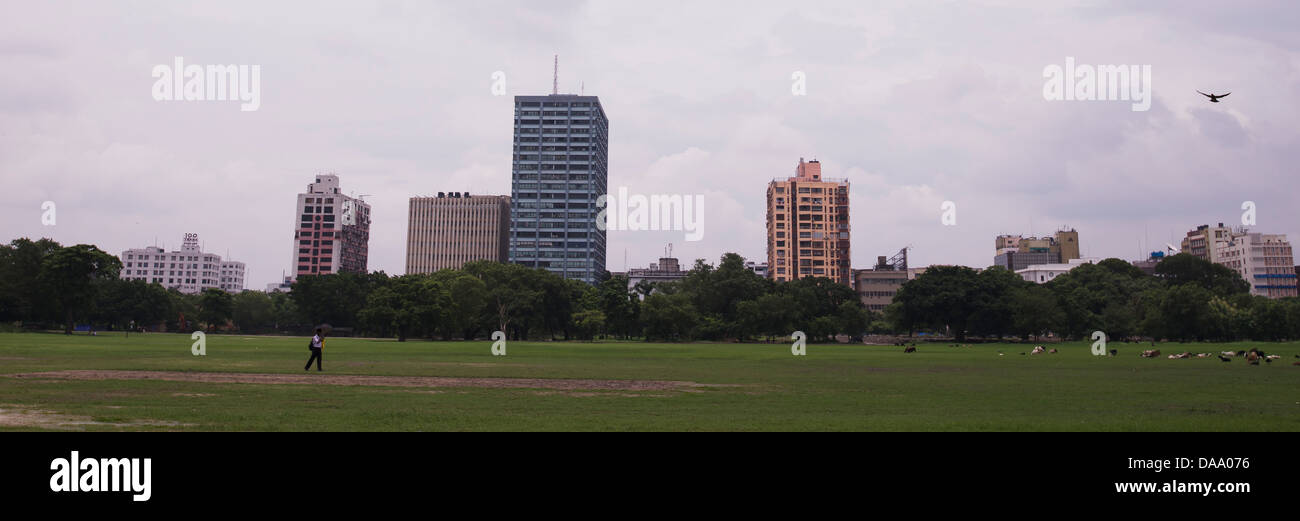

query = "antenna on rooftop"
[{"left": 552, "top": 54, "right": 558, "bottom": 95}]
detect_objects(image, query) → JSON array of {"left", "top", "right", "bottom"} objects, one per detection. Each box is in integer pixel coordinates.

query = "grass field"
[{"left": 0, "top": 332, "right": 1297, "bottom": 431}]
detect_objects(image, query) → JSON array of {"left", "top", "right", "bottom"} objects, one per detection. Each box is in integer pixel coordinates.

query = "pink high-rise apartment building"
[
  {"left": 292, "top": 174, "right": 371, "bottom": 277},
  {"left": 765, "top": 158, "right": 851, "bottom": 285}
]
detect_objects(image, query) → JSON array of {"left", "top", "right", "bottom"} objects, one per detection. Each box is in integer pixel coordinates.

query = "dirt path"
[{"left": 7, "top": 370, "right": 721, "bottom": 392}]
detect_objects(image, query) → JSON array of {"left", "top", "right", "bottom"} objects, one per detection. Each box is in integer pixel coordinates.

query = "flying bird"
[{"left": 1197, "top": 90, "right": 1230, "bottom": 102}]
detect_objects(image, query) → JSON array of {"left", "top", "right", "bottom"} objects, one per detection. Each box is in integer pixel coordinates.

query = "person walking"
[{"left": 305, "top": 328, "right": 324, "bottom": 372}]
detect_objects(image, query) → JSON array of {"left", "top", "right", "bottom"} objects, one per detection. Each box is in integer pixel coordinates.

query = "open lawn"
[{"left": 0, "top": 332, "right": 1297, "bottom": 431}]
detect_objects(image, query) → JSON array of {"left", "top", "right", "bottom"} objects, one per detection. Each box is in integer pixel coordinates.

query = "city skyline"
[{"left": 4, "top": 2, "right": 1298, "bottom": 289}]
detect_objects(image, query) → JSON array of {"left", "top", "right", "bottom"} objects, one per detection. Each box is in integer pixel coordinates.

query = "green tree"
[
  {"left": 967, "top": 267, "right": 1027, "bottom": 339},
  {"left": 1009, "top": 285, "right": 1063, "bottom": 340},
  {"left": 269, "top": 291, "right": 306, "bottom": 332},
  {"left": 1155, "top": 253, "right": 1250, "bottom": 297},
  {"left": 97, "top": 279, "right": 172, "bottom": 331},
  {"left": 358, "top": 286, "right": 399, "bottom": 338},
  {"left": 641, "top": 292, "right": 697, "bottom": 341},
  {"left": 232, "top": 291, "right": 275, "bottom": 333},
  {"left": 0, "top": 237, "right": 62, "bottom": 324},
  {"left": 434, "top": 270, "right": 488, "bottom": 340},
  {"left": 598, "top": 275, "right": 640, "bottom": 339},
  {"left": 359, "top": 275, "right": 448, "bottom": 341},
  {"left": 1045, "top": 260, "right": 1153, "bottom": 339},
  {"left": 1248, "top": 296, "right": 1289, "bottom": 341},
  {"left": 290, "top": 271, "right": 385, "bottom": 327},
  {"left": 1142, "top": 284, "right": 1214, "bottom": 341},
  {"left": 891, "top": 266, "right": 980, "bottom": 340},
  {"left": 197, "top": 288, "right": 234, "bottom": 330},
  {"left": 571, "top": 309, "right": 606, "bottom": 341},
  {"left": 463, "top": 261, "right": 543, "bottom": 340},
  {"left": 835, "top": 300, "right": 872, "bottom": 342},
  {"left": 737, "top": 293, "right": 796, "bottom": 342},
  {"left": 38, "top": 244, "right": 122, "bottom": 334}
]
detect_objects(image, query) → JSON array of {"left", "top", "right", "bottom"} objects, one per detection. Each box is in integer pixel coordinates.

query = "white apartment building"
[
  {"left": 1215, "top": 232, "right": 1298, "bottom": 298},
  {"left": 119, "top": 233, "right": 245, "bottom": 294},
  {"left": 218, "top": 261, "right": 245, "bottom": 293}
]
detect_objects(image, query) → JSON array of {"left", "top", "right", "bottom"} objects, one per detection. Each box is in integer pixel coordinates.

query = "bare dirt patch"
[
  {"left": 8, "top": 370, "right": 727, "bottom": 392},
  {"left": 0, "top": 405, "right": 193, "bottom": 430},
  {"left": 529, "top": 391, "right": 673, "bottom": 398}
]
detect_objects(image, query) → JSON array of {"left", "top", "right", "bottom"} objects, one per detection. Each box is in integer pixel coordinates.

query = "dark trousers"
[{"left": 305, "top": 348, "right": 322, "bottom": 371}]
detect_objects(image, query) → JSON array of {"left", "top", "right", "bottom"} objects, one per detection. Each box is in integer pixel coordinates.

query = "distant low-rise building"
[
  {"left": 119, "top": 233, "right": 244, "bottom": 294},
  {"left": 627, "top": 255, "right": 687, "bottom": 298},
  {"left": 1181, "top": 223, "right": 1233, "bottom": 264},
  {"left": 853, "top": 250, "right": 919, "bottom": 312},
  {"left": 744, "top": 261, "right": 768, "bottom": 278},
  {"left": 1016, "top": 258, "right": 1098, "bottom": 284},
  {"left": 993, "top": 228, "right": 1080, "bottom": 270},
  {"left": 266, "top": 275, "right": 294, "bottom": 293},
  {"left": 1131, "top": 251, "right": 1166, "bottom": 276}
]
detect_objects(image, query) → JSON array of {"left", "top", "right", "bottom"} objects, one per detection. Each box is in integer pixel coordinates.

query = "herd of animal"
[{"left": 894, "top": 342, "right": 1299, "bottom": 366}]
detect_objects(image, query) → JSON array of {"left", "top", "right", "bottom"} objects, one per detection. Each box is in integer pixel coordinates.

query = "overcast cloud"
[{"left": 3, "top": 0, "right": 1298, "bottom": 288}]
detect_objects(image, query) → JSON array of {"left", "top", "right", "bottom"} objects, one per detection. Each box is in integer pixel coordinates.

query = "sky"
[{"left": 3, "top": 0, "right": 1298, "bottom": 289}]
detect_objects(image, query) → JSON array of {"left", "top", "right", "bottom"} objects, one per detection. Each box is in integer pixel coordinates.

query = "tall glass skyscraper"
[{"left": 508, "top": 94, "right": 609, "bottom": 284}]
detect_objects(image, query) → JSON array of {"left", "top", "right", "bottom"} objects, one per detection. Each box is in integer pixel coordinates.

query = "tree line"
[
  {"left": 0, "top": 239, "right": 303, "bottom": 334},
  {"left": 5, "top": 236, "right": 1297, "bottom": 343},
  {"left": 887, "top": 254, "right": 1300, "bottom": 342},
  {"left": 291, "top": 253, "right": 872, "bottom": 342},
  {"left": 0, "top": 239, "right": 870, "bottom": 341}
]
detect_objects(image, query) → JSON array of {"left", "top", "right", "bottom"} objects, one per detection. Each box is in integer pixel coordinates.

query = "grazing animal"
[
  {"left": 1141, "top": 349, "right": 1161, "bottom": 358},
  {"left": 1265, "top": 355, "right": 1281, "bottom": 361},
  {"left": 1168, "top": 352, "right": 1191, "bottom": 360},
  {"left": 1195, "top": 353, "right": 1211, "bottom": 358},
  {"left": 1218, "top": 355, "right": 1232, "bottom": 362},
  {"left": 1031, "top": 345, "right": 1046, "bottom": 355},
  {"left": 1246, "top": 351, "right": 1260, "bottom": 365},
  {"left": 1237, "top": 350, "right": 1246, "bottom": 356},
  {"left": 904, "top": 346, "right": 916, "bottom": 353},
  {"left": 1221, "top": 351, "right": 1237, "bottom": 358},
  {"left": 1109, "top": 349, "right": 1117, "bottom": 357},
  {"left": 1049, "top": 348, "right": 1058, "bottom": 354}
]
